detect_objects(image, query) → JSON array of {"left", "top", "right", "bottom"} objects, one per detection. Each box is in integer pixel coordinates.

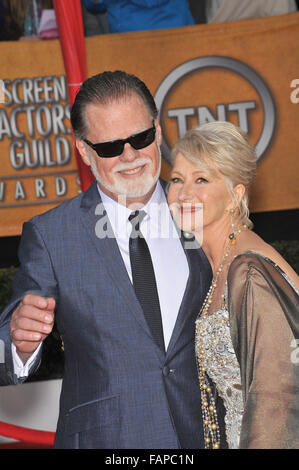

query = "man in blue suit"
[{"left": 0, "top": 71, "right": 212, "bottom": 449}]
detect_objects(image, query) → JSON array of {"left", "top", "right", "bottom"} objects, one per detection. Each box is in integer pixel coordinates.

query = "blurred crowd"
[{"left": 0, "top": 0, "right": 298, "bottom": 41}]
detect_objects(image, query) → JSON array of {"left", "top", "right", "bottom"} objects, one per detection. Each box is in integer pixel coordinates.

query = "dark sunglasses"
[{"left": 83, "top": 120, "right": 156, "bottom": 158}]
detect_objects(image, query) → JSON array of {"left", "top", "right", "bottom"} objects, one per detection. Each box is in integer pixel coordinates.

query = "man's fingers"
[
  {"left": 45, "top": 297, "right": 56, "bottom": 311},
  {"left": 15, "top": 303, "right": 55, "bottom": 325},
  {"left": 15, "top": 315, "right": 53, "bottom": 335},
  {"left": 22, "top": 294, "right": 56, "bottom": 311},
  {"left": 10, "top": 295, "right": 56, "bottom": 355},
  {"left": 13, "top": 339, "right": 43, "bottom": 355},
  {"left": 12, "top": 329, "right": 44, "bottom": 343},
  {"left": 10, "top": 310, "right": 53, "bottom": 343}
]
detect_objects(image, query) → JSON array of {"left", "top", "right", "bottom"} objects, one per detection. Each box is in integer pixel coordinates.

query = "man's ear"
[
  {"left": 76, "top": 138, "right": 91, "bottom": 167},
  {"left": 155, "top": 119, "right": 162, "bottom": 146}
]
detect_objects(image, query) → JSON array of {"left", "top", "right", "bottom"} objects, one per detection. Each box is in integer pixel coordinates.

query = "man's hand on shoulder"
[{"left": 10, "top": 294, "right": 55, "bottom": 365}]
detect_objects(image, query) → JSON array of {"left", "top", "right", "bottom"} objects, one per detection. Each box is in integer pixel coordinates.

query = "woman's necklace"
[{"left": 196, "top": 224, "right": 247, "bottom": 449}]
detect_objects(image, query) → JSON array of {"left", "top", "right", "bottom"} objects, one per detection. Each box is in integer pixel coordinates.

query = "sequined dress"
[
  {"left": 195, "top": 253, "right": 299, "bottom": 449},
  {"left": 195, "top": 283, "right": 243, "bottom": 448}
]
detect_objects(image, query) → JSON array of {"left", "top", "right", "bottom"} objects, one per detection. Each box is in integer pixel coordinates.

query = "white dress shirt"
[
  {"left": 13, "top": 181, "right": 189, "bottom": 376},
  {"left": 12, "top": 342, "right": 40, "bottom": 378}
]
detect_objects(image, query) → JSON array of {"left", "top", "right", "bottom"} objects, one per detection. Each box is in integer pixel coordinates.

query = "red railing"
[{"left": 0, "top": 421, "right": 55, "bottom": 449}]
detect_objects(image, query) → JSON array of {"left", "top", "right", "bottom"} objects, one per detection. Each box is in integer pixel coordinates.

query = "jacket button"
[{"left": 162, "top": 366, "right": 170, "bottom": 376}]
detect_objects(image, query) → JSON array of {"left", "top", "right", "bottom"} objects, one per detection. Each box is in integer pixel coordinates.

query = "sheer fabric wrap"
[{"left": 227, "top": 252, "right": 299, "bottom": 448}]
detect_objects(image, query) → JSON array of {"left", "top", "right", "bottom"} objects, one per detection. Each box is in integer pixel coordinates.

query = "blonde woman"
[{"left": 167, "top": 121, "right": 299, "bottom": 449}]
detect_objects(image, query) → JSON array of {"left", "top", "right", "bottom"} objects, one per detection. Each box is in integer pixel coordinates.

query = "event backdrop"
[{"left": 0, "top": 12, "right": 298, "bottom": 237}]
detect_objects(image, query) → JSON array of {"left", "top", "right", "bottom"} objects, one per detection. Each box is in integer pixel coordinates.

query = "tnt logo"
[{"left": 155, "top": 56, "right": 276, "bottom": 164}]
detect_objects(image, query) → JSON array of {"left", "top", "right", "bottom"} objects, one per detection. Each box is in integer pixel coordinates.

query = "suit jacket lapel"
[
  {"left": 160, "top": 179, "right": 212, "bottom": 356},
  {"left": 166, "top": 235, "right": 212, "bottom": 358}
]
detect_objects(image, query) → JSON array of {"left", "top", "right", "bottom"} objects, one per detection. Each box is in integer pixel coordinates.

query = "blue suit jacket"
[{"left": 0, "top": 181, "right": 212, "bottom": 449}]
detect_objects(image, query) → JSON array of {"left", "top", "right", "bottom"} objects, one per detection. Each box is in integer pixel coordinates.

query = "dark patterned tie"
[{"left": 128, "top": 210, "right": 165, "bottom": 352}]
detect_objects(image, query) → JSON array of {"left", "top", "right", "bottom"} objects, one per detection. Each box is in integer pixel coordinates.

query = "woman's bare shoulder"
[{"left": 233, "top": 230, "right": 299, "bottom": 289}]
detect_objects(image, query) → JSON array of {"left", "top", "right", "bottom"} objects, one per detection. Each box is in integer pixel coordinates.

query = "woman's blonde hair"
[{"left": 171, "top": 121, "right": 257, "bottom": 229}]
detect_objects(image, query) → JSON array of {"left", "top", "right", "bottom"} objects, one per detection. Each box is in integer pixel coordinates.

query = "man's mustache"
[{"left": 113, "top": 158, "right": 151, "bottom": 174}]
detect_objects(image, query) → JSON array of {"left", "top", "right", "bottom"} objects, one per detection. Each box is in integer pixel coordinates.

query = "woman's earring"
[
  {"left": 230, "top": 209, "right": 235, "bottom": 233},
  {"left": 229, "top": 209, "right": 237, "bottom": 244}
]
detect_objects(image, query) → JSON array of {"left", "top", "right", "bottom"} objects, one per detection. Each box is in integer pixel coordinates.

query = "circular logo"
[{"left": 154, "top": 56, "right": 276, "bottom": 164}]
